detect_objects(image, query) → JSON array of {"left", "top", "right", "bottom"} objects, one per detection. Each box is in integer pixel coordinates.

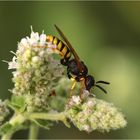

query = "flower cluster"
[
  {"left": 0, "top": 100, "right": 9, "bottom": 125},
  {"left": 4, "top": 27, "right": 127, "bottom": 136},
  {"left": 66, "top": 94, "right": 127, "bottom": 133},
  {"left": 8, "top": 29, "right": 64, "bottom": 112}
]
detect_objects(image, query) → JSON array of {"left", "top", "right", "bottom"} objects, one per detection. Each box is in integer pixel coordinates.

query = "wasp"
[{"left": 46, "top": 25, "right": 110, "bottom": 97}]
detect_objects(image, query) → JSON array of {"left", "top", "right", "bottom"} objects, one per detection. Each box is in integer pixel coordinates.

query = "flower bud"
[{"left": 66, "top": 95, "right": 127, "bottom": 133}]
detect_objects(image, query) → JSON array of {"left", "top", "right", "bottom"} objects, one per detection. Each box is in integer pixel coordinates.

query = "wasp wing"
[{"left": 54, "top": 24, "right": 83, "bottom": 72}]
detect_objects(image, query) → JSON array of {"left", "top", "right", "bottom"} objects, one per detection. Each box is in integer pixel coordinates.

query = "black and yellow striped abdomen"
[{"left": 46, "top": 35, "right": 71, "bottom": 60}]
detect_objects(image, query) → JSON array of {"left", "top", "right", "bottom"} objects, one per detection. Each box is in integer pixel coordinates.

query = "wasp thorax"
[
  {"left": 67, "top": 59, "right": 88, "bottom": 76},
  {"left": 80, "top": 61, "right": 88, "bottom": 76},
  {"left": 67, "top": 59, "right": 79, "bottom": 75}
]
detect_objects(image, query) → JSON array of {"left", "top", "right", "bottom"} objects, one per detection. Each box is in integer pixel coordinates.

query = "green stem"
[
  {"left": 28, "top": 112, "right": 70, "bottom": 127},
  {"left": 1, "top": 112, "right": 69, "bottom": 140},
  {"left": 1, "top": 133, "right": 12, "bottom": 140},
  {"left": 1, "top": 114, "right": 26, "bottom": 140},
  {"left": 29, "top": 112, "right": 65, "bottom": 121},
  {"left": 28, "top": 123, "right": 39, "bottom": 140}
]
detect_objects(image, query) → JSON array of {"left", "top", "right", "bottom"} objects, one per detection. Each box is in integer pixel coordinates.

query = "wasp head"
[
  {"left": 85, "top": 75, "right": 110, "bottom": 94},
  {"left": 85, "top": 75, "right": 95, "bottom": 91}
]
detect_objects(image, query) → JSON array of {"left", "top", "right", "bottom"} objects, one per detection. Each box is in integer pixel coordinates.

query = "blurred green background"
[{"left": 0, "top": 1, "right": 140, "bottom": 139}]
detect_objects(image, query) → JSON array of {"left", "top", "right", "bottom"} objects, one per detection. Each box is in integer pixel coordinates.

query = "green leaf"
[
  {"left": 63, "top": 118, "right": 71, "bottom": 128},
  {"left": 72, "top": 106, "right": 82, "bottom": 113},
  {"left": 0, "top": 121, "right": 28, "bottom": 136},
  {"left": 10, "top": 96, "right": 26, "bottom": 112},
  {"left": 0, "top": 122, "right": 12, "bottom": 135},
  {"left": 32, "top": 119, "right": 53, "bottom": 130}
]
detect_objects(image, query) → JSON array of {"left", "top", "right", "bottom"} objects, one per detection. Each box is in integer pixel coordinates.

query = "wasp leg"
[
  {"left": 67, "top": 67, "right": 72, "bottom": 79},
  {"left": 80, "top": 78, "right": 85, "bottom": 99},
  {"left": 66, "top": 68, "right": 76, "bottom": 97},
  {"left": 75, "top": 76, "right": 86, "bottom": 99},
  {"left": 70, "top": 78, "right": 77, "bottom": 97}
]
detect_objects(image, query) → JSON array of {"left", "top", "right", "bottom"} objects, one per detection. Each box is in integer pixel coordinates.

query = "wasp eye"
[{"left": 85, "top": 75, "right": 95, "bottom": 91}]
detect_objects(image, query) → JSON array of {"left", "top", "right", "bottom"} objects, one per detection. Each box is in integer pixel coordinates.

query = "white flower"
[
  {"left": 39, "top": 50, "right": 45, "bottom": 57},
  {"left": 31, "top": 56, "right": 42, "bottom": 68},
  {"left": 32, "top": 56, "right": 41, "bottom": 63},
  {"left": 8, "top": 56, "right": 18, "bottom": 69},
  {"left": 86, "top": 99, "right": 95, "bottom": 107},
  {"left": 81, "top": 90, "right": 90, "bottom": 99},
  {"left": 72, "top": 96, "right": 81, "bottom": 105},
  {"left": 66, "top": 96, "right": 127, "bottom": 133},
  {"left": 82, "top": 124, "right": 92, "bottom": 132},
  {"left": 27, "top": 31, "right": 39, "bottom": 46},
  {"left": 68, "top": 96, "right": 82, "bottom": 107},
  {"left": 39, "top": 34, "right": 46, "bottom": 46},
  {"left": 20, "top": 38, "right": 29, "bottom": 47},
  {"left": 9, "top": 27, "right": 65, "bottom": 112},
  {"left": 12, "top": 71, "right": 20, "bottom": 77}
]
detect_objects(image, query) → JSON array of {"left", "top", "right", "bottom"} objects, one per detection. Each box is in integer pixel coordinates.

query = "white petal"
[
  {"left": 39, "top": 34, "right": 46, "bottom": 46},
  {"left": 27, "top": 31, "right": 40, "bottom": 46},
  {"left": 20, "top": 38, "right": 28, "bottom": 46},
  {"left": 8, "top": 61, "right": 18, "bottom": 69},
  {"left": 30, "top": 32, "right": 39, "bottom": 41},
  {"left": 72, "top": 96, "right": 82, "bottom": 105},
  {"left": 12, "top": 56, "right": 17, "bottom": 62},
  {"left": 81, "top": 90, "right": 90, "bottom": 99}
]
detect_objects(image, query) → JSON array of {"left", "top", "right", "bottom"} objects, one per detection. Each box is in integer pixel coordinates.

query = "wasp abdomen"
[{"left": 46, "top": 35, "right": 71, "bottom": 60}]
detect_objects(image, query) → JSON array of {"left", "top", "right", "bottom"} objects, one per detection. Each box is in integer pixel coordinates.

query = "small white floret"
[
  {"left": 72, "top": 96, "right": 82, "bottom": 105},
  {"left": 39, "top": 34, "right": 46, "bottom": 46},
  {"left": 8, "top": 56, "right": 18, "bottom": 69},
  {"left": 20, "top": 38, "right": 28, "bottom": 47}
]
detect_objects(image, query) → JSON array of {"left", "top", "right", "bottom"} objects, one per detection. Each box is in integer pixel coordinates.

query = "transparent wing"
[{"left": 54, "top": 24, "right": 83, "bottom": 72}]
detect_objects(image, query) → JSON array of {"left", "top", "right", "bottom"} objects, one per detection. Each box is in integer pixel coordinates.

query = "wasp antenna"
[
  {"left": 96, "top": 80, "right": 110, "bottom": 84},
  {"left": 95, "top": 84, "right": 107, "bottom": 94}
]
